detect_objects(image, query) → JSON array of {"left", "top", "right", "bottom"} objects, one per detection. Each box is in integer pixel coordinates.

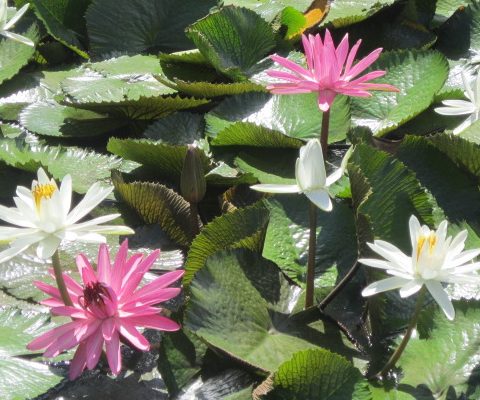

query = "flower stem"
[
  {"left": 52, "top": 250, "right": 73, "bottom": 307},
  {"left": 320, "top": 109, "right": 330, "bottom": 159},
  {"left": 305, "top": 202, "right": 317, "bottom": 308},
  {"left": 319, "top": 260, "right": 359, "bottom": 310},
  {"left": 189, "top": 201, "right": 202, "bottom": 237},
  {"left": 304, "top": 108, "right": 331, "bottom": 309},
  {"left": 376, "top": 286, "right": 426, "bottom": 377}
]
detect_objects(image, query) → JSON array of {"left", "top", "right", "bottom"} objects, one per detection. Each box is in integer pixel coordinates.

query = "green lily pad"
[
  {"left": 183, "top": 201, "right": 270, "bottom": 286},
  {"left": 350, "top": 50, "right": 449, "bottom": 136},
  {"left": 86, "top": 0, "right": 218, "bottom": 57},
  {"left": 20, "top": 102, "right": 125, "bottom": 137},
  {"left": 31, "top": 0, "right": 90, "bottom": 58},
  {"left": 263, "top": 349, "right": 371, "bottom": 399},
  {"left": 0, "top": 307, "right": 64, "bottom": 400},
  {"left": 321, "top": 0, "right": 396, "bottom": 28},
  {"left": 400, "top": 301, "right": 480, "bottom": 397},
  {"left": 112, "top": 172, "right": 196, "bottom": 247},
  {"left": 0, "top": 139, "right": 134, "bottom": 193},
  {"left": 185, "top": 249, "right": 362, "bottom": 372},
  {"left": 186, "top": 6, "right": 276, "bottom": 81},
  {"left": 206, "top": 92, "right": 350, "bottom": 145}
]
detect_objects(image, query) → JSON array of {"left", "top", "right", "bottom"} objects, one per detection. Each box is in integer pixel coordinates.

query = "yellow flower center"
[
  {"left": 416, "top": 233, "right": 437, "bottom": 261},
  {"left": 32, "top": 183, "right": 56, "bottom": 209}
]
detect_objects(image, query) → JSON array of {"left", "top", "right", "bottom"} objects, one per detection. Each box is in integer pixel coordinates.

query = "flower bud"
[{"left": 180, "top": 145, "right": 206, "bottom": 203}]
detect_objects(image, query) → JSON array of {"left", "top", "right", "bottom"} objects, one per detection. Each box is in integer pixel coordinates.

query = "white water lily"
[
  {"left": 361, "top": 215, "right": 480, "bottom": 320},
  {"left": 0, "top": 1, "right": 34, "bottom": 46},
  {"left": 250, "top": 139, "right": 341, "bottom": 211},
  {"left": 0, "top": 168, "right": 134, "bottom": 262},
  {"left": 435, "top": 72, "right": 480, "bottom": 134}
]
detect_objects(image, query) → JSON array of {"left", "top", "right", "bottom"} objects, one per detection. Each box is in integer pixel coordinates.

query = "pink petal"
[
  {"left": 86, "top": 331, "right": 104, "bottom": 370},
  {"left": 34, "top": 281, "right": 61, "bottom": 299},
  {"left": 323, "top": 29, "right": 338, "bottom": 82},
  {"left": 102, "top": 318, "right": 116, "bottom": 341},
  {"left": 118, "top": 320, "right": 150, "bottom": 351},
  {"left": 105, "top": 331, "right": 122, "bottom": 375},
  {"left": 97, "top": 244, "right": 111, "bottom": 285},
  {"left": 125, "top": 314, "right": 180, "bottom": 331},
  {"left": 27, "top": 321, "right": 78, "bottom": 351},
  {"left": 347, "top": 70, "right": 386, "bottom": 85},
  {"left": 118, "top": 306, "right": 162, "bottom": 318},
  {"left": 40, "top": 298, "right": 64, "bottom": 307},
  {"left": 267, "top": 84, "right": 315, "bottom": 94},
  {"left": 317, "top": 90, "right": 337, "bottom": 112},
  {"left": 301, "top": 34, "right": 314, "bottom": 71},
  {"left": 313, "top": 33, "right": 324, "bottom": 81},
  {"left": 130, "top": 270, "right": 184, "bottom": 299},
  {"left": 120, "top": 250, "right": 160, "bottom": 299},
  {"left": 266, "top": 70, "right": 304, "bottom": 83},
  {"left": 76, "top": 254, "right": 97, "bottom": 285},
  {"left": 344, "top": 39, "right": 362, "bottom": 76},
  {"left": 335, "top": 33, "right": 350, "bottom": 73},
  {"left": 345, "top": 48, "right": 382, "bottom": 80},
  {"left": 123, "top": 287, "right": 181, "bottom": 308},
  {"left": 51, "top": 306, "right": 88, "bottom": 319},
  {"left": 69, "top": 342, "right": 88, "bottom": 380},
  {"left": 270, "top": 54, "right": 312, "bottom": 79},
  {"left": 111, "top": 240, "right": 129, "bottom": 292}
]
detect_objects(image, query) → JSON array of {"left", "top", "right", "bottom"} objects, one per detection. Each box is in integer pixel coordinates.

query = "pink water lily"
[
  {"left": 266, "top": 30, "right": 399, "bottom": 111},
  {"left": 27, "top": 240, "right": 183, "bottom": 379}
]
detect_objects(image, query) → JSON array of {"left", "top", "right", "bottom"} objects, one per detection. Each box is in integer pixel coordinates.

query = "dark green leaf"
[
  {"left": 183, "top": 201, "right": 270, "bottom": 285},
  {"left": 264, "top": 349, "right": 371, "bottom": 400},
  {"left": 86, "top": 0, "right": 218, "bottom": 57},
  {"left": 186, "top": 6, "right": 276, "bottom": 81}
]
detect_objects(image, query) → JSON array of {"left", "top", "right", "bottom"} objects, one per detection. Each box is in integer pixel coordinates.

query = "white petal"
[
  {"left": 66, "top": 183, "right": 112, "bottom": 224},
  {"left": 453, "top": 114, "right": 477, "bottom": 134},
  {"left": 250, "top": 184, "right": 300, "bottom": 193},
  {"left": 0, "top": 226, "right": 38, "bottom": 241},
  {"left": 0, "top": 245, "right": 28, "bottom": 263},
  {"left": 3, "top": 3, "right": 29, "bottom": 30},
  {"left": 441, "top": 99, "right": 477, "bottom": 108},
  {"left": 0, "top": 204, "right": 35, "bottom": 227},
  {"left": 368, "top": 241, "right": 411, "bottom": 272},
  {"left": 462, "top": 71, "right": 475, "bottom": 102},
  {"left": 409, "top": 215, "right": 421, "bottom": 251},
  {"left": 425, "top": 280, "right": 455, "bottom": 320},
  {"left": 434, "top": 106, "right": 474, "bottom": 116},
  {"left": 325, "top": 167, "right": 343, "bottom": 187},
  {"left": 59, "top": 175, "right": 72, "bottom": 215},
  {"left": 67, "top": 214, "right": 121, "bottom": 231},
  {"left": 358, "top": 258, "right": 394, "bottom": 270},
  {"left": 399, "top": 280, "right": 423, "bottom": 298},
  {"left": 75, "top": 225, "right": 134, "bottom": 235},
  {"left": 304, "top": 189, "right": 332, "bottom": 212},
  {"left": 1, "top": 30, "right": 34, "bottom": 46},
  {"left": 296, "top": 139, "right": 326, "bottom": 189},
  {"left": 65, "top": 232, "right": 107, "bottom": 243},
  {"left": 451, "top": 262, "right": 480, "bottom": 274},
  {"left": 446, "top": 249, "right": 480, "bottom": 269},
  {"left": 36, "top": 236, "right": 62, "bottom": 259},
  {"left": 361, "top": 276, "right": 410, "bottom": 297},
  {"left": 447, "top": 229, "right": 468, "bottom": 257}
]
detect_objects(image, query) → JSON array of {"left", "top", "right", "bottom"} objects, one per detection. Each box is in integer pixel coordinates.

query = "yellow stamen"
[
  {"left": 416, "top": 233, "right": 437, "bottom": 260},
  {"left": 32, "top": 183, "right": 56, "bottom": 209}
]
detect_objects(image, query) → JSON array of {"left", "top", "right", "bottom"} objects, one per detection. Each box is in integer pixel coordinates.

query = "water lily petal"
[{"left": 425, "top": 280, "right": 455, "bottom": 320}]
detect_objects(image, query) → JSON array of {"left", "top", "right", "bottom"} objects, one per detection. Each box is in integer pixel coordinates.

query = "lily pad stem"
[
  {"left": 319, "top": 259, "right": 359, "bottom": 310},
  {"left": 376, "top": 286, "right": 426, "bottom": 377},
  {"left": 52, "top": 250, "right": 73, "bottom": 307}
]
